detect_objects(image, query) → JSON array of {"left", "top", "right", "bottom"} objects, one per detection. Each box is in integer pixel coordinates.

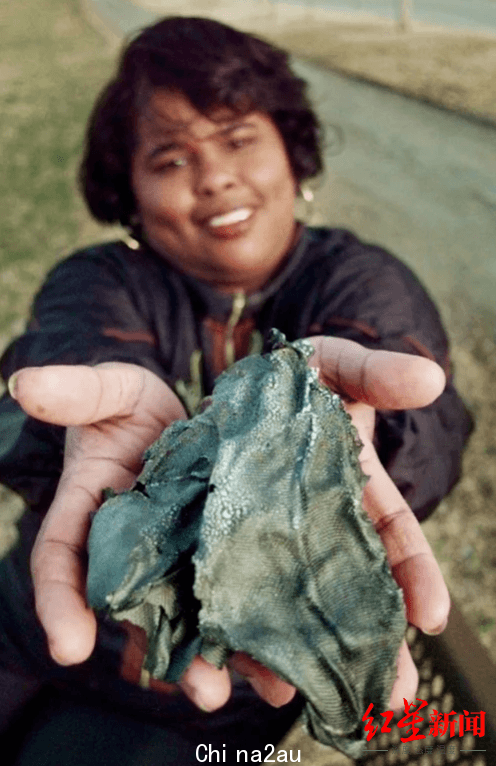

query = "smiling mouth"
[{"left": 207, "top": 208, "right": 252, "bottom": 228}]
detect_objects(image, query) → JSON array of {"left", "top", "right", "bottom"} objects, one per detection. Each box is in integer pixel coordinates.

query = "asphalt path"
[
  {"left": 298, "top": 61, "right": 496, "bottom": 321},
  {"left": 89, "top": 0, "right": 496, "bottom": 326}
]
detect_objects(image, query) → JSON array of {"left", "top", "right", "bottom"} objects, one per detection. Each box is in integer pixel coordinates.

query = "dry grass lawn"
[{"left": 271, "top": 15, "right": 496, "bottom": 125}]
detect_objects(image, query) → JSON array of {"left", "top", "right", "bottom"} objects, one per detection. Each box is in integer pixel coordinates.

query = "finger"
[
  {"left": 180, "top": 655, "right": 232, "bottom": 712},
  {"left": 307, "top": 336, "right": 446, "bottom": 409},
  {"left": 31, "top": 445, "right": 139, "bottom": 666},
  {"left": 389, "top": 640, "right": 418, "bottom": 712},
  {"left": 31, "top": 491, "right": 97, "bottom": 665},
  {"left": 360, "top": 437, "right": 450, "bottom": 634},
  {"left": 9, "top": 362, "right": 186, "bottom": 427},
  {"left": 229, "top": 653, "right": 296, "bottom": 708}
]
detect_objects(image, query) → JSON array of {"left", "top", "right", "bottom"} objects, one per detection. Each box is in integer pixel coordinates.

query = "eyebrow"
[{"left": 145, "top": 119, "right": 256, "bottom": 159}]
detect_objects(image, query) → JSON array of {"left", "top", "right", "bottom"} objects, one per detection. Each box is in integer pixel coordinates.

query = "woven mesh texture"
[{"left": 280, "top": 626, "right": 489, "bottom": 766}]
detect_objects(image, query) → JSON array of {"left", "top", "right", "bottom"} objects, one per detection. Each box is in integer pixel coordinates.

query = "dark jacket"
[{"left": 0, "top": 226, "right": 473, "bottom": 521}]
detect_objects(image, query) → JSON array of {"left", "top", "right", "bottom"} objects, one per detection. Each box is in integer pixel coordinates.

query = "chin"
[{"left": 207, "top": 262, "right": 268, "bottom": 294}]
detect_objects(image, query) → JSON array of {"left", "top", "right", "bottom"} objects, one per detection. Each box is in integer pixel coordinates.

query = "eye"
[
  {"left": 165, "top": 157, "right": 188, "bottom": 170},
  {"left": 227, "top": 132, "right": 256, "bottom": 150},
  {"left": 150, "top": 152, "right": 189, "bottom": 174},
  {"left": 153, "top": 156, "right": 188, "bottom": 173}
]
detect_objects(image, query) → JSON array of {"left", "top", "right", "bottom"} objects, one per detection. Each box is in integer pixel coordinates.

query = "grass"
[
  {"left": 0, "top": 0, "right": 115, "bottom": 348},
  {"left": 421, "top": 300, "right": 496, "bottom": 661},
  {"left": 270, "top": 16, "right": 496, "bottom": 125},
  {"left": 0, "top": 0, "right": 117, "bottom": 550}
]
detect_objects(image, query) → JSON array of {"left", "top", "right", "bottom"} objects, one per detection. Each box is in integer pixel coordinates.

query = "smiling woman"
[
  {"left": 130, "top": 93, "right": 298, "bottom": 292},
  {"left": 80, "top": 16, "right": 321, "bottom": 224},
  {"left": 0, "top": 14, "right": 472, "bottom": 766},
  {"left": 79, "top": 17, "right": 322, "bottom": 293}
]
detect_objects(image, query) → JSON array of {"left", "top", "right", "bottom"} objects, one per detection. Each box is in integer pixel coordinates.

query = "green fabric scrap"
[{"left": 87, "top": 329, "right": 406, "bottom": 758}]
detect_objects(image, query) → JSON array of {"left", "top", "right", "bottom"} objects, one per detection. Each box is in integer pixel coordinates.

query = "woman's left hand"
[{"left": 306, "top": 335, "right": 450, "bottom": 710}]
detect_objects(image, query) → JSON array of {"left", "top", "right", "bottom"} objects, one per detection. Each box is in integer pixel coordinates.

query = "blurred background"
[{"left": 0, "top": 0, "right": 495, "bottom": 724}]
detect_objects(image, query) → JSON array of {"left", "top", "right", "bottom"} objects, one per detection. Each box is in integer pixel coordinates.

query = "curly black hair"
[{"left": 79, "top": 16, "right": 323, "bottom": 229}]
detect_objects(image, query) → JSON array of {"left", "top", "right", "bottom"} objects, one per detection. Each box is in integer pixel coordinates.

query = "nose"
[{"left": 194, "top": 150, "right": 238, "bottom": 196}]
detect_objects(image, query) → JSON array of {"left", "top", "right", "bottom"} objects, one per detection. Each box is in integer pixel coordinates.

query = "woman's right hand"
[
  {"left": 11, "top": 362, "right": 187, "bottom": 663},
  {"left": 9, "top": 362, "right": 295, "bottom": 712}
]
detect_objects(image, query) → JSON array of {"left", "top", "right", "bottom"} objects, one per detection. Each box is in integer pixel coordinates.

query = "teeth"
[{"left": 209, "top": 208, "right": 251, "bottom": 227}]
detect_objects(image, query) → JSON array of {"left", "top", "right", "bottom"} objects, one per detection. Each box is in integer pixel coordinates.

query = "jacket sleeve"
[
  {"left": 0, "top": 246, "right": 170, "bottom": 512},
  {"left": 311, "top": 236, "right": 473, "bottom": 522}
]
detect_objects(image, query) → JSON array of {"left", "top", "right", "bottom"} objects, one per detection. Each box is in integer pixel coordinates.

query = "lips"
[
  {"left": 209, "top": 207, "right": 252, "bottom": 228},
  {"left": 201, "top": 206, "right": 255, "bottom": 239}
]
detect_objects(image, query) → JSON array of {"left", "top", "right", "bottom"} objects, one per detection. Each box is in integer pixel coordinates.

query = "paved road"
[
  {"left": 297, "top": 60, "right": 496, "bottom": 320},
  {"left": 89, "top": 0, "right": 496, "bottom": 325}
]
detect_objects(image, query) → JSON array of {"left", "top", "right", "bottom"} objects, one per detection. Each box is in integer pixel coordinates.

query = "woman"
[{"left": 0, "top": 16, "right": 471, "bottom": 764}]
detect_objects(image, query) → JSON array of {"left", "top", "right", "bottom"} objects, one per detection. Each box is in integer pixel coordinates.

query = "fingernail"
[
  {"left": 422, "top": 619, "right": 448, "bottom": 636},
  {"left": 50, "top": 649, "right": 73, "bottom": 667},
  {"left": 8, "top": 373, "right": 18, "bottom": 400},
  {"left": 249, "top": 678, "right": 281, "bottom": 707},
  {"left": 182, "top": 684, "right": 215, "bottom": 713},
  {"left": 193, "top": 694, "right": 216, "bottom": 713}
]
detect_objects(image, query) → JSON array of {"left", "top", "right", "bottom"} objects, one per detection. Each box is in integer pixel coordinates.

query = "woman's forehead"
[
  {"left": 133, "top": 89, "right": 263, "bottom": 149},
  {"left": 136, "top": 90, "right": 243, "bottom": 134}
]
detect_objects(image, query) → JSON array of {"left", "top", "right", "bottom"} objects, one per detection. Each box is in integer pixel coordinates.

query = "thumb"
[
  {"left": 8, "top": 363, "right": 184, "bottom": 426},
  {"left": 307, "top": 336, "right": 446, "bottom": 410}
]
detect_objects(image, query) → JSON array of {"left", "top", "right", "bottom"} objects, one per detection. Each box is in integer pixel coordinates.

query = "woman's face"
[{"left": 131, "top": 90, "right": 298, "bottom": 294}]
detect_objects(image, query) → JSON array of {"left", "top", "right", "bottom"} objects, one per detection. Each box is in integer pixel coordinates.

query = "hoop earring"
[
  {"left": 301, "top": 186, "right": 314, "bottom": 205},
  {"left": 121, "top": 231, "right": 141, "bottom": 251},
  {"left": 122, "top": 214, "right": 141, "bottom": 251},
  {"left": 296, "top": 184, "right": 315, "bottom": 224}
]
